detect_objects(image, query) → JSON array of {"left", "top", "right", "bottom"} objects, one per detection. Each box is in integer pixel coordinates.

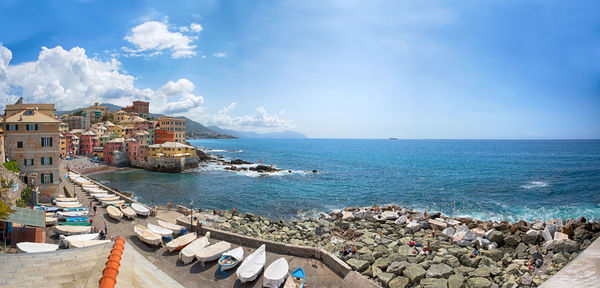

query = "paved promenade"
[
  {"left": 64, "top": 172, "right": 344, "bottom": 287},
  {"left": 540, "top": 236, "right": 600, "bottom": 288}
]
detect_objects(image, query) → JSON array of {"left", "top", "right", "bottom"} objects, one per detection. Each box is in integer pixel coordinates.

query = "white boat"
[
  {"left": 101, "top": 200, "right": 125, "bottom": 207},
  {"left": 55, "top": 225, "right": 91, "bottom": 235},
  {"left": 147, "top": 223, "right": 172, "bottom": 237},
  {"left": 134, "top": 225, "right": 162, "bottom": 246},
  {"left": 107, "top": 205, "right": 123, "bottom": 220},
  {"left": 196, "top": 241, "right": 231, "bottom": 264},
  {"left": 16, "top": 242, "right": 59, "bottom": 253},
  {"left": 57, "top": 210, "right": 89, "bottom": 217},
  {"left": 263, "top": 257, "right": 290, "bottom": 288},
  {"left": 53, "top": 197, "right": 78, "bottom": 202},
  {"left": 218, "top": 247, "right": 244, "bottom": 271},
  {"left": 179, "top": 232, "right": 210, "bottom": 264},
  {"left": 45, "top": 216, "right": 57, "bottom": 226},
  {"left": 121, "top": 206, "right": 136, "bottom": 219},
  {"left": 58, "top": 233, "right": 99, "bottom": 247},
  {"left": 96, "top": 196, "right": 119, "bottom": 202},
  {"left": 55, "top": 202, "right": 83, "bottom": 208},
  {"left": 92, "top": 194, "right": 114, "bottom": 199},
  {"left": 69, "top": 240, "right": 112, "bottom": 248},
  {"left": 165, "top": 233, "right": 197, "bottom": 253},
  {"left": 158, "top": 219, "right": 184, "bottom": 233},
  {"left": 131, "top": 203, "right": 151, "bottom": 216},
  {"left": 236, "top": 244, "right": 267, "bottom": 283},
  {"left": 55, "top": 201, "right": 80, "bottom": 205}
]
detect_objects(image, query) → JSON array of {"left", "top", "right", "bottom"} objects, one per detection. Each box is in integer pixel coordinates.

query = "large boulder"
[
  {"left": 515, "top": 243, "right": 528, "bottom": 259},
  {"left": 442, "top": 227, "right": 456, "bottom": 238},
  {"left": 469, "top": 266, "right": 491, "bottom": 278},
  {"left": 342, "top": 211, "right": 355, "bottom": 221},
  {"left": 448, "top": 274, "right": 465, "bottom": 288},
  {"left": 377, "top": 272, "right": 395, "bottom": 287},
  {"left": 573, "top": 226, "right": 593, "bottom": 241},
  {"left": 487, "top": 230, "right": 504, "bottom": 244},
  {"left": 466, "top": 277, "right": 492, "bottom": 288},
  {"left": 453, "top": 225, "right": 477, "bottom": 246},
  {"left": 553, "top": 239, "right": 579, "bottom": 253},
  {"left": 347, "top": 258, "right": 370, "bottom": 272},
  {"left": 387, "top": 261, "right": 409, "bottom": 274},
  {"left": 554, "top": 232, "right": 569, "bottom": 240},
  {"left": 420, "top": 278, "right": 449, "bottom": 288},
  {"left": 388, "top": 276, "right": 410, "bottom": 288},
  {"left": 522, "top": 229, "right": 539, "bottom": 244},
  {"left": 395, "top": 215, "right": 408, "bottom": 225},
  {"left": 403, "top": 263, "right": 427, "bottom": 283},
  {"left": 407, "top": 222, "right": 422, "bottom": 233},
  {"left": 542, "top": 228, "right": 553, "bottom": 242},
  {"left": 426, "top": 263, "right": 454, "bottom": 278},
  {"left": 480, "top": 248, "right": 503, "bottom": 262},
  {"left": 428, "top": 219, "right": 448, "bottom": 230},
  {"left": 373, "top": 257, "right": 392, "bottom": 270},
  {"left": 504, "top": 234, "right": 521, "bottom": 246}
]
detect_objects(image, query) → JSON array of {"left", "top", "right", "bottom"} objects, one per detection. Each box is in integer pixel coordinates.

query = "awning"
[{"left": 1, "top": 206, "right": 45, "bottom": 227}]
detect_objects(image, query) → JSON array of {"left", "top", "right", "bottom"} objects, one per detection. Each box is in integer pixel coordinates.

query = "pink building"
[
  {"left": 125, "top": 138, "right": 142, "bottom": 162},
  {"left": 103, "top": 138, "right": 125, "bottom": 165},
  {"left": 79, "top": 131, "right": 98, "bottom": 155}
]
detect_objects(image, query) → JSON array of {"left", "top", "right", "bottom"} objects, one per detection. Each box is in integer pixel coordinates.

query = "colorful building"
[
  {"left": 154, "top": 129, "right": 174, "bottom": 144},
  {"left": 122, "top": 101, "right": 149, "bottom": 119},
  {"left": 102, "top": 138, "right": 125, "bottom": 165},
  {"left": 158, "top": 116, "right": 186, "bottom": 143},
  {"left": 148, "top": 142, "right": 196, "bottom": 158},
  {"left": 79, "top": 131, "right": 98, "bottom": 155}
]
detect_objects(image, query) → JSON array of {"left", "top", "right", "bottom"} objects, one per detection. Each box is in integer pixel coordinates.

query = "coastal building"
[
  {"left": 125, "top": 138, "right": 142, "bottom": 162},
  {"left": 103, "top": 138, "right": 125, "bottom": 165},
  {"left": 134, "top": 142, "right": 198, "bottom": 172},
  {"left": 63, "top": 115, "right": 88, "bottom": 130},
  {"left": 71, "top": 135, "right": 80, "bottom": 155},
  {"left": 62, "top": 132, "right": 74, "bottom": 156},
  {"left": 114, "top": 110, "right": 131, "bottom": 123},
  {"left": 154, "top": 129, "right": 174, "bottom": 144},
  {"left": 119, "top": 116, "right": 152, "bottom": 132},
  {"left": 3, "top": 103, "right": 60, "bottom": 200},
  {"left": 83, "top": 102, "right": 109, "bottom": 117},
  {"left": 59, "top": 133, "right": 66, "bottom": 157},
  {"left": 92, "top": 146, "right": 103, "bottom": 159},
  {"left": 148, "top": 142, "right": 196, "bottom": 158},
  {"left": 158, "top": 116, "right": 186, "bottom": 143},
  {"left": 122, "top": 101, "right": 149, "bottom": 119},
  {"left": 58, "top": 122, "right": 69, "bottom": 132},
  {"left": 79, "top": 131, "right": 98, "bottom": 155}
]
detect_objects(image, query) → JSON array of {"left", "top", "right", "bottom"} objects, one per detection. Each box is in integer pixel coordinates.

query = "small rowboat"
[
  {"left": 121, "top": 206, "right": 136, "bottom": 219},
  {"left": 179, "top": 232, "right": 210, "bottom": 265},
  {"left": 55, "top": 225, "right": 91, "bottom": 235},
  {"left": 45, "top": 216, "right": 57, "bottom": 226},
  {"left": 218, "top": 247, "right": 244, "bottom": 271},
  {"left": 196, "top": 241, "right": 231, "bottom": 265},
  {"left": 16, "top": 242, "right": 59, "bottom": 253},
  {"left": 57, "top": 210, "right": 89, "bottom": 217},
  {"left": 157, "top": 219, "right": 184, "bottom": 233},
  {"left": 58, "top": 222, "right": 91, "bottom": 226},
  {"left": 283, "top": 268, "right": 305, "bottom": 288},
  {"left": 59, "top": 233, "right": 99, "bottom": 247},
  {"left": 96, "top": 196, "right": 119, "bottom": 202},
  {"left": 134, "top": 225, "right": 162, "bottom": 246},
  {"left": 264, "top": 257, "right": 289, "bottom": 288},
  {"left": 101, "top": 200, "right": 125, "bottom": 207},
  {"left": 62, "top": 207, "right": 88, "bottom": 212},
  {"left": 53, "top": 197, "right": 78, "bottom": 202},
  {"left": 107, "top": 205, "right": 123, "bottom": 220},
  {"left": 69, "top": 240, "right": 112, "bottom": 248},
  {"left": 92, "top": 194, "right": 114, "bottom": 199},
  {"left": 56, "top": 202, "right": 83, "bottom": 208},
  {"left": 131, "top": 203, "right": 151, "bottom": 216},
  {"left": 165, "top": 233, "right": 197, "bottom": 252},
  {"left": 236, "top": 244, "right": 266, "bottom": 283},
  {"left": 34, "top": 206, "right": 60, "bottom": 213},
  {"left": 59, "top": 216, "right": 89, "bottom": 223},
  {"left": 148, "top": 223, "right": 173, "bottom": 237}
]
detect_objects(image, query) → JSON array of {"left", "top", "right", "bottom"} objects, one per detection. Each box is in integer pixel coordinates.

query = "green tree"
[
  {"left": 0, "top": 187, "right": 15, "bottom": 220},
  {"left": 16, "top": 186, "right": 32, "bottom": 208},
  {"left": 3, "top": 161, "right": 20, "bottom": 173}
]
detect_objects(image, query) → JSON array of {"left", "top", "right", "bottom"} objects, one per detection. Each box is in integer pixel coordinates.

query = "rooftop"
[{"left": 3, "top": 109, "right": 60, "bottom": 123}]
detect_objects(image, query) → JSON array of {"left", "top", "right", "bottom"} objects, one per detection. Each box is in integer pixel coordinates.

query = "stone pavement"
[{"left": 539, "top": 236, "right": 600, "bottom": 288}]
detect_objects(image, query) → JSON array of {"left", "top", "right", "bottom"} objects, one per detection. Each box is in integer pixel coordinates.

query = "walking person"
[
  {"left": 93, "top": 204, "right": 97, "bottom": 215},
  {"left": 104, "top": 221, "right": 108, "bottom": 236}
]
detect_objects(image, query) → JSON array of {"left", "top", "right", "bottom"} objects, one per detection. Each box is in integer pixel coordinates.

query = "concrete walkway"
[
  {"left": 540, "top": 236, "right": 600, "bottom": 288},
  {"left": 64, "top": 175, "right": 344, "bottom": 287}
]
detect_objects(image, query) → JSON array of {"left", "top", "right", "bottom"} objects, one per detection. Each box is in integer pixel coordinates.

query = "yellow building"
[
  {"left": 148, "top": 142, "right": 195, "bottom": 158},
  {"left": 110, "top": 125, "right": 126, "bottom": 137},
  {"left": 59, "top": 133, "right": 67, "bottom": 157},
  {"left": 59, "top": 122, "right": 69, "bottom": 132},
  {"left": 158, "top": 116, "right": 186, "bottom": 143},
  {"left": 114, "top": 110, "right": 131, "bottom": 123}
]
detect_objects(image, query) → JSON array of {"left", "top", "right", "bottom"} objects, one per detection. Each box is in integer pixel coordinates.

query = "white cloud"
[
  {"left": 0, "top": 45, "right": 204, "bottom": 116},
  {"left": 203, "top": 103, "right": 293, "bottom": 130},
  {"left": 213, "top": 52, "right": 226, "bottom": 58},
  {"left": 123, "top": 20, "right": 199, "bottom": 58},
  {"left": 190, "top": 23, "right": 203, "bottom": 32}
]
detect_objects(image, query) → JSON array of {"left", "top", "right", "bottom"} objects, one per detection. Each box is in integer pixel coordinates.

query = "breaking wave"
[{"left": 521, "top": 181, "right": 549, "bottom": 189}]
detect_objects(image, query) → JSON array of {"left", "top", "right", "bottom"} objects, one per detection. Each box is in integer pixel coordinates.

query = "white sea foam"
[
  {"left": 191, "top": 162, "right": 308, "bottom": 177},
  {"left": 521, "top": 181, "right": 549, "bottom": 189}
]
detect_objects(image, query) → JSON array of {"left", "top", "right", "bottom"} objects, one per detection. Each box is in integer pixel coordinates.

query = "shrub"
[{"left": 3, "top": 161, "right": 19, "bottom": 173}]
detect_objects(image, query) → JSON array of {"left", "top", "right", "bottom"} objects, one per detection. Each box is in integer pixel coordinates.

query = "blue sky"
[{"left": 0, "top": 0, "right": 598, "bottom": 138}]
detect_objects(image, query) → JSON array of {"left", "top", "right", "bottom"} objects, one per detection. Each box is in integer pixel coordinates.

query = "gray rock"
[
  {"left": 477, "top": 256, "right": 496, "bottom": 268},
  {"left": 377, "top": 272, "right": 395, "bottom": 287},
  {"left": 446, "top": 219, "right": 461, "bottom": 226},
  {"left": 574, "top": 226, "right": 593, "bottom": 241},
  {"left": 403, "top": 263, "right": 427, "bottom": 283},
  {"left": 448, "top": 273, "right": 465, "bottom": 288},
  {"left": 546, "top": 223, "right": 559, "bottom": 235},
  {"left": 407, "top": 222, "right": 422, "bottom": 233},
  {"left": 420, "top": 278, "right": 449, "bottom": 288},
  {"left": 554, "top": 232, "right": 569, "bottom": 240},
  {"left": 387, "top": 261, "right": 409, "bottom": 274},
  {"left": 532, "top": 222, "right": 544, "bottom": 230},
  {"left": 442, "top": 227, "right": 456, "bottom": 238},
  {"left": 444, "top": 255, "right": 461, "bottom": 267},
  {"left": 487, "top": 230, "right": 504, "bottom": 244},
  {"left": 460, "top": 254, "right": 481, "bottom": 268},
  {"left": 466, "top": 277, "right": 492, "bottom": 288},
  {"left": 544, "top": 240, "right": 554, "bottom": 251},
  {"left": 389, "top": 276, "right": 410, "bottom": 288},
  {"left": 552, "top": 252, "right": 568, "bottom": 265},
  {"left": 429, "top": 219, "right": 448, "bottom": 230},
  {"left": 395, "top": 215, "right": 408, "bottom": 225},
  {"left": 347, "top": 258, "right": 370, "bottom": 272},
  {"left": 522, "top": 229, "right": 539, "bottom": 244},
  {"left": 426, "top": 263, "right": 454, "bottom": 278},
  {"left": 374, "top": 257, "right": 392, "bottom": 270},
  {"left": 469, "top": 266, "right": 491, "bottom": 278},
  {"left": 340, "top": 221, "right": 351, "bottom": 229},
  {"left": 553, "top": 239, "right": 579, "bottom": 253},
  {"left": 480, "top": 248, "right": 503, "bottom": 262},
  {"left": 542, "top": 228, "right": 553, "bottom": 242},
  {"left": 515, "top": 243, "right": 528, "bottom": 259},
  {"left": 504, "top": 234, "right": 521, "bottom": 246}
]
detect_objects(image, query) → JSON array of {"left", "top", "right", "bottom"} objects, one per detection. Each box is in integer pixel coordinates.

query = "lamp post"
[{"left": 190, "top": 199, "right": 194, "bottom": 232}]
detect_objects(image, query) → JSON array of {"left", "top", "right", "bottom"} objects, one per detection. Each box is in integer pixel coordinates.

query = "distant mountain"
[
  {"left": 207, "top": 126, "right": 307, "bottom": 138},
  {"left": 57, "top": 103, "right": 235, "bottom": 139}
]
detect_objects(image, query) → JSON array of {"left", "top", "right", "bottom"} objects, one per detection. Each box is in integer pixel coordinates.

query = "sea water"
[{"left": 92, "top": 139, "right": 600, "bottom": 222}]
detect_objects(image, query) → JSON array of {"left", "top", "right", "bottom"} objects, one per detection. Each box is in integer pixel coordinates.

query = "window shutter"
[
  {"left": 32, "top": 159, "right": 34, "bottom": 165},
  {"left": 41, "top": 174, "right": 44, "bottom": 184},
  {"left": 15, "top": 124, "right": 18, "bottom": 131},
  {"left": 41, "top": 157, "right": 45, "bottom": 165},
  {"left": 41, "top": 138, "right": 44, "bottom": 146},
  {"left": 50, "top": 137, "right": 53, "bottom": 146},
  {"left": 50, "top": 157, "right": 53, "bottom": 165},
  {"left": 23, "top": 159, "right": 26, "bottom": 166},
  {"left": 35, "top": 124, "right": 38, "bottom": 130},
  {"left": 50, "top": 173, "right": 53, "bottom": 183}
]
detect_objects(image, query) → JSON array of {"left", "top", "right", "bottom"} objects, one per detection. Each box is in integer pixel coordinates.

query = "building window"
[
  {"left": 41, "top": 137, "right": 53, "bottom": 147},
  {"left": 6, "top": 124, "right": 18, "bottom": 131},
  {"left": 25, "top": 124, "right": 38, "bottom": 131},
  {"left": 41, "top": 173, "right": 53, "bottom": 184},
  {"left": 17, "top": 141, "right": 23, "bottom": 148},
  {"left": 24, "top": 159, "right": 34, "bottom": 166},
  {"left": 41, "top": 157, "right": 53, "bottom": 165}
]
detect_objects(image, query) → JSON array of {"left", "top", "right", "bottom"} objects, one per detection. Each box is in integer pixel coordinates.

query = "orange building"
[{"left": 154, "top": 129, "right": 174, "bottom": 144}]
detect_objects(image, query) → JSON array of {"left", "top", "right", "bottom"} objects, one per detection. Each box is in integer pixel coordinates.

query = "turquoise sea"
[{"left": 92, "top": 139, "right": 600, "bottom": 222}]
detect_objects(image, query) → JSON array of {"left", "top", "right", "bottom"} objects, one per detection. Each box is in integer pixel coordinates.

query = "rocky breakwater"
[{"left": 213, "top": 206, "right": 600, "bottom": 288}]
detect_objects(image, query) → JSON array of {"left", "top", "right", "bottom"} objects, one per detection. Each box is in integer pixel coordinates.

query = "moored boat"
[
  {"left": 121, "top": 206, "right": 136, "bottom": 219},
  {"left": 264, "top": 257, "right": 290, "bottom": 288},
  {"left": 236, "top": 244, "right": 267, "bottom": 283},
  {"left": 53, "top": 197, "right": 78, "bottom": 202},
  {"left": 101, "top": 200, "right": 125, "bottom": 207},
  {"left": 62, "top": 207, "right": 88, "bottom": 212},
  {"left": 158, "top": 219, "right": 184, "bottom": 233},
  {"left": 16, "top": 242, "right": 59, "bottom": 253},
  {"left": 179, "top": 232, "right": 210, "bottom": 264},
  {"left": 58, "top": 233, "right": 99, "bottom": 247},
  {"left": 34, "top": 205, "right": 60, "bottom": 213},
  {"left": 56, "top": 202, "right": 83, "bottom": 208},
  {"left": 165, "top": 233, "right": 197, "bottom": 253},
  {"left": 147, "top": 223, "right": 173, "bottom": 237},
  {"left": 134, "top": 225, "right": 162, "bottom": 246},
  {"left": 69, "top": 239, "right": 112, "bottom": 248},
  {"left": 196, "top": 241, "right": 231, "bottom": 265},
  {"left": 106, "top": 205, "right": 123, "bottom": 220},
  {"left": 57, "top": 210, "right": 89, "bottom": 218},
  {"left": 283, "top": 268, "right": 305, "bottom": 288},
  {"left": 55, "top": 224, "right": 92, "bottom": 235},
  {"left": 218, "top": 246, "right": 244, "bottom": 271},
  {"left": 131, "top": 203, "right": 151, "bottom": 216}
]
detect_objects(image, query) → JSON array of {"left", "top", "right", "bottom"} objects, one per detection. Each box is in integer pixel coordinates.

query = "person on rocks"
[
  {"left": 232, "top": 207, "right": 239, "bottom": 216},
  {"left": 350, "top": 245, "right": 357, "bottom": 256},
  {"left": 167, "top": 201, "right": 172, "bottom": 211},
  {"left": 470, "top": 249, "right": 480, "bottom": 258},
  {"left": 372, "top": 205, "right": 381, "bottom": 213},
  {"left": 423, "top": 242, "right": 432, "bottom": 255},
  {"left": 93, "top": 205, "right": 97, "bottom": 215}
]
